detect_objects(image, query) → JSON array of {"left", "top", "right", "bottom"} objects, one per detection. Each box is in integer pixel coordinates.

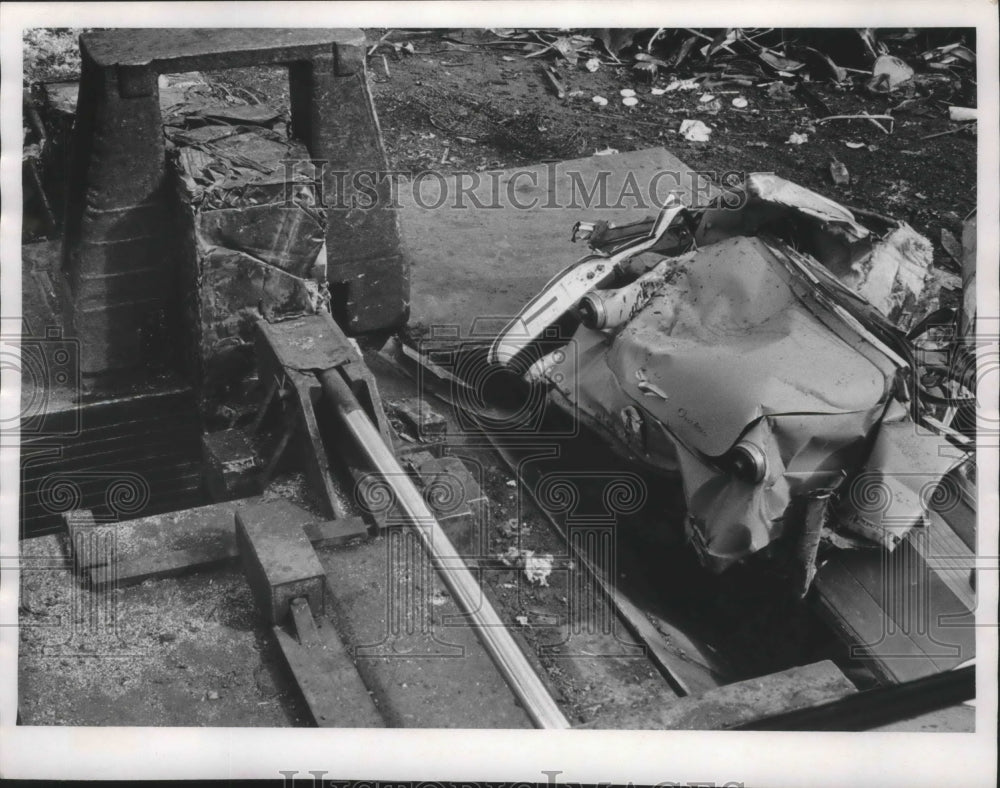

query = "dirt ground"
[{"left": 201, "top": 29, "right": 976, "bottom": 271}]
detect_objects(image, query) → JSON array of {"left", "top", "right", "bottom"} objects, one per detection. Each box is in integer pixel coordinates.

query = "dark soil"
[
  {"left": 361, "top": 30, "right": 975, "bottom": 253},
  {"left": 199, "top": 28, "right": 976, "bottom": 272},
  {"left": 25, "top": 28, "right": 976, "bottom": 265}
]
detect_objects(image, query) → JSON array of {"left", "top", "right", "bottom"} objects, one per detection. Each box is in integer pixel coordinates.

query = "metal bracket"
[{"left": 245, "top": 313, "right": 394, "bottom": 518}]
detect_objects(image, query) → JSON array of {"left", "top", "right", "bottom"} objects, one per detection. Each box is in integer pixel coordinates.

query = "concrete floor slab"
[{"left": 400, "top": 147, "right": 709, "bottom": 335}]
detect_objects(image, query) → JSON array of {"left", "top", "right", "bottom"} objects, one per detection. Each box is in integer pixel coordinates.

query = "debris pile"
[
  {"left": 416, "top": 27, "right": 978, "bottom": 128},
  {"left": 490, "top": 172, "right": 974, "bottom": 591},
  {"left": 165, "top": 97, "right": 329, "bottom": 424},
  {"left": 498, "top": 545, "right": 555, "bottom": 587}
]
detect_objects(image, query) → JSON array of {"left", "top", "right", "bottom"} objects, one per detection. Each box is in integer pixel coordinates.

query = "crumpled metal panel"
[
  {"left": 197, "top": 203, "right": 325, "bottom": 278},
  {"left": 607, "top": 236, "right": 896, "bottom": 456},
  {"left": 833, "top": 405, "right": 964, "bottom": 551},
  {"left": 171, "top": 125, "right": 319, "bottom": 209},
  {"left": 199, "top": 247, "right": 323, "bottom": 336},
  {"left": 494, "top": 172, "right": 963, "bottom": 579},
  {"left": 171, "top": 123, "right": 328, "bottom": 415},
  {"left": 696, "top": 174, "right": 936, "bottom": 331},
  {"left": 538, "top": 235, "right": 910, "bottom": 572},
  {"left": 746, "top": 172, "right": 868, "bottom": 236}
]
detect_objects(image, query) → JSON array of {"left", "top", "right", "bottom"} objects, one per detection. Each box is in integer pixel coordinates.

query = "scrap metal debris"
[
  {"left": 498, "top": 546, "right": 555, "bottom": 587},
  {"left": 679, "top": 119, "right": 712, "bottom": 141},
  {"left": 523, "top": 552, "right": 555, "bottom": 586},
  {"left": 632, "top": 52, "right": 670, "bottom": 80},
  {"left": 462, "top": 26, "right": 978, "bottom": 131},
  {"left": 539, "top": 63, "right": 566, "bottom": 99},
  {"left": 23, "top": 28, "right": 978, "bottom": 247},
  {"left": 667, "top": 78, "right": 700, "bottom": 92},
  {"left": 829, "top": 159, "right": 850, "bottom": 186},
  {"left": 168, "top": 111, "right": 329, "bottom": 421},
  {"left": 816, "top": 113, "right": 894, "bottom": 134},
  {"left": 866, "top": 55, "right": 915, "bottom": 93},
  {"left": 489, "top": 173, "right": 969, "bottom": 590}
]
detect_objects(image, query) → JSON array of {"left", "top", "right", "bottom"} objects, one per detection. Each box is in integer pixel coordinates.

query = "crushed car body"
[{"left": 490, "top": 174, "right": 967, "bottom": 587}]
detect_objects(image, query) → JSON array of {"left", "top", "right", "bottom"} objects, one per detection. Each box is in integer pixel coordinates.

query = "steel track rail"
[
  {"left": 318, "top": 368, "right": 571, "bottom": 730},
  {"left": 383, "top": 341, "right": 708, "bottom": 697}
]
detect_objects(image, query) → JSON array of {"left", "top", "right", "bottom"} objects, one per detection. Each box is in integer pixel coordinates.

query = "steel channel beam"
[
  {"left": 735, "top": 664, "right": 975, "bottom": 731},
  {"left": 317, "top": 368, "right": 570, "bottom": 730}
]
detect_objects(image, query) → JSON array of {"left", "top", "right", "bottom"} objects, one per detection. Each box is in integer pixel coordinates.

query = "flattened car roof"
[{"left": 606, "top": 235, "right": 901, "bottom": 457}]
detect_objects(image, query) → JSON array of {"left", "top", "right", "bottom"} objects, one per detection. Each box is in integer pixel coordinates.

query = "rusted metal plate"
[
  {"left": 303, "top": 517, "right": 371, "bottom": 548},
  {"left": 392, "top": 397, "right": 447, "bottom": 440},
  {"left": 64, "top": 500, "right": 260, "bottom": 571},
  {"left": 89, "top": 542, "right": 239, "bottom": 590},
  {"left": 201, "top": 428, "right": 263, "bottom": 500},
  {"left": 67, "top": 498, "right": 372, "bottom": 587},
  {"left": 235, "top": 501, "right": 327, "bottom": 625},
  {"left": 256, "top": 313, "right": 356, "bottom": 374}
]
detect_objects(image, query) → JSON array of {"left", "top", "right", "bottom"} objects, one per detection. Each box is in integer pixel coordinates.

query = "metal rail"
[
  {"left": 387, "top": 340, "right": 716, "bottom": 696},
  {"left": 735, "top": 664, "right": 975, "bottom": 731},
  {"left": 318, "top": 368, "right": 571, "bottom": 730}
]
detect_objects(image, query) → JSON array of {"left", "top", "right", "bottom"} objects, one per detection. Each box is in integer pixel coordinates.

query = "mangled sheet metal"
[
  {"left": 698, "top": 173, "right": 937, "bottom": 330},
  {"left": 490, "top": 174, "right": 966, "bottom": 588},
  {"left": 169, "top": 119, "right": 328, "bottom": 420}
]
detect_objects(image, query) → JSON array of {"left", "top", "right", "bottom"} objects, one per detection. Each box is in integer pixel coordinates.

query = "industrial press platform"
[{"left": 16, "top": 29, "right": 977, "bottom": 732}]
